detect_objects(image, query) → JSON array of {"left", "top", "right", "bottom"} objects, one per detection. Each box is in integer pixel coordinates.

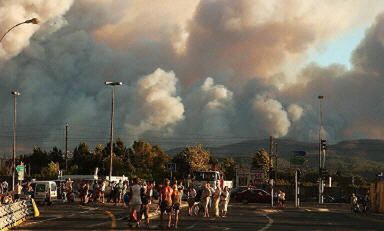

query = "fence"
[
  {"left": 0, "top": 199, "right": 39, "bottom": 231},
  {"left": 370, "top": 181, "right": 384, "bottom": 213}
]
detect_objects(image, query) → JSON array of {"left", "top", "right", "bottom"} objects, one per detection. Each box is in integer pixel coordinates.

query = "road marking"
[
  {"left": 104, "top": 210, "right": 117, "bottom": 228},
  {"left": 186, "top": 223, "right": 197, "bottom": 229},
  {"left": 258, "top": 214, "right": 274, "bottom": 231},
  {"left": 23, "top": 216, "right": 63, "bottom": 226}
]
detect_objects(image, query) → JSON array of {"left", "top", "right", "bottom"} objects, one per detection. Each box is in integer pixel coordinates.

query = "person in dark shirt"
[{"left": 140, "top": 184, "right": 150, "bottom": 229}]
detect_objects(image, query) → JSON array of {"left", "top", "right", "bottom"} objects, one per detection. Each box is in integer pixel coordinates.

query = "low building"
[{"left": 235, "top": 166, "right": 266, "bottom": 187}]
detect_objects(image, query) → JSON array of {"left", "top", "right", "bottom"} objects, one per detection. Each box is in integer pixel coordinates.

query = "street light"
[
  {"left": 0, "top": 18, "right": 39, "bottom": 43},
  {"left": 104, "top": 81, "right": 123, "bottom": 181},
  {"left": 11, "top": 91, "right": 21, "bottom": 191}
]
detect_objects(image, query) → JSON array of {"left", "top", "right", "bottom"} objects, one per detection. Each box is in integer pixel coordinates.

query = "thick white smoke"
[
  {"left": 288, "top": 104, "right": 304, "bottom": 122},
  {"left": 2, "top": 1, "right": 384, "bottom": 152},
  {"left": 0, "top": 0, "right": 73, "bottom": 61},
  {"left": 174, "top": 77, "right": 234, "bottom": 140},
  {"left": 126, "top": 68, "right": 185, "bottom": 135},
  {"left": 252, "top": 94, "right": 291, "bottom": 138}
]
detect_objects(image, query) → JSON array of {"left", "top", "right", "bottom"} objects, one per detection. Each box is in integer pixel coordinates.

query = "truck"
[{"left": 191, "top": 170, "right": 233, "bottom": 190}]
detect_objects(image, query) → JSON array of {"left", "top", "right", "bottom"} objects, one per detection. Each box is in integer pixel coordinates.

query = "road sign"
[
  {"left": 168, "top": 163, "right": 176, "bottom": 172},
  {"left": 290, "top": 156, "right": 306, "bottom": 165},
  {"left": 16, "top": 165, "right": 25, "bottom": 172}
]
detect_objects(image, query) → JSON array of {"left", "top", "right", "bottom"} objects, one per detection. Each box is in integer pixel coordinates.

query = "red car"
[{"left": 234, "top": 188, "right": 272, "bottom": 204}]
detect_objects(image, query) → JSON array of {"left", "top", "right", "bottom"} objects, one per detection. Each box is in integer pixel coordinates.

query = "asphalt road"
[{"left": 13, "top": 202, "right": 384, "bottom": 230}]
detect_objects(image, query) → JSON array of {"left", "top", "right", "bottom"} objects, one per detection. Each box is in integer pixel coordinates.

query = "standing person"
[
  {"left": 187, "top": 186, "right": 197, "bottom": 216},
  {"left": 159, "top": 179, "right": 173, "bottom": 229},
  {"left": 177, "top": 181, "right": 184, "bottom": 201},
  {"left": 362, "top": 190, "right": 370, "bottom": 212},
  {"left": 114, "top": 180, "right": 123, "bottom": 206},
  {"left": 213, "top": 183, "right": 221, "bottom": 217},
  {"left": 14, "top": 182, "right": 22, "bottom": 201},
  {"left": 201, "top": 182, "right": 211, "bottom": 218},
  {"left": 207, "top": 182, "right": 214, "bottom": 209},
  {"left": 140, "top": 184, "right": 150, "bottom": 229},
  {"left": 172, "top": 184, "right": 182, "bottom": 229},
  {"left": 65, "top": 178, "right": 74, "bottom": 203},
  {"left": 128, "top": 178, "right": 142, "bottom": 228},
  {"left": 2, "top": 180, "right": 8, "bottom": 194},
  {"left": 100, "top": 180, "right": 106, "bottom": 203},
  {"left": 108, "top": 181, "right": 116, "bottom": 203},
  {"left": 155, "top": 182, "right": 163, "bottom": 213},
  {"left": 220, "top": 186, "right": 230, "bottom": 217},
  {"left": 80, "top": 181, "right": 89, "bottom": 205},
  {"left": 278, "top": 190, "right": 286, "bottom": 208},
  {"left": 351, "top": 193, "right": 359, "bottom": 212}
]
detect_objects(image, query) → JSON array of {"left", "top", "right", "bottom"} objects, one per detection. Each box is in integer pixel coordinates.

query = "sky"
[
  {"left": 308, "top": 27, "right": 367, "bottom": 68},
  {"left": 2, "top": 0, "right": 384, "bottom": 153}
]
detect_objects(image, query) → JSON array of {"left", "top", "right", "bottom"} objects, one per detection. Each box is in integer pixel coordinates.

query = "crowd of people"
[
  {"left": 65, "top": 177, "right": 231, "bottom": 229},
  {"left": 0, "top": 179, "right": 34, "bottom": 205}
]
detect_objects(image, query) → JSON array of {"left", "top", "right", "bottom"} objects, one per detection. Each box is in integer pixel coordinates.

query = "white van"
[{"left": 33, "top": 181, "right": 57, "bottom": 205}]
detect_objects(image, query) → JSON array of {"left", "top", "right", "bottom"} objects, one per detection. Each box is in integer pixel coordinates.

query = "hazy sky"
[{"left": 1, "top": 0, "right": 384, "bottom": 153}]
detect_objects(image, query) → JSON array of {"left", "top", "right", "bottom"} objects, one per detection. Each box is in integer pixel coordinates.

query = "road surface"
[{"left": 14, "top": 202, "right": 384, "bottom": 230}]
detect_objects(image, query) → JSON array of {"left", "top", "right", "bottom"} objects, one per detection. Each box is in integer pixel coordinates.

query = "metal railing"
[{"left": 0, "top": 199, "right": 39, "bottom": 230}]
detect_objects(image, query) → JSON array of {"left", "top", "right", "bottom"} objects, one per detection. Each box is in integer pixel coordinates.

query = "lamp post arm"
[
  {"left": 1, "top": 18, "right": 39, "bottom": 43},
  {"left": 0, "top": 22, "right": 26, "bottom": 43}
]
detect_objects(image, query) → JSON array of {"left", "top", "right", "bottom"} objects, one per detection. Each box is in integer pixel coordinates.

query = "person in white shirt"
[
  {"left": 213, "top": 183, "right": 221, "bottom": 217},
  {"left": 220, "top": 186, "right": 230, "bottom": 217},
  {"left": 187, "top": 186, "right": 197, "bottom": 216},
  {"left": 2, "top": 181, "right": 8, "bottom": 193}
]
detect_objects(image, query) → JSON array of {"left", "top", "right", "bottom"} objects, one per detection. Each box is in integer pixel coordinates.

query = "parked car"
[
  {"left": 230, "top": 186, "right": 252, "bottom": 199},
  {"left": 233, "top": 188, "right": 275, "bottom": 204},
  {"left": 32, "top": 181, "right": 57, "bottom": 205}
]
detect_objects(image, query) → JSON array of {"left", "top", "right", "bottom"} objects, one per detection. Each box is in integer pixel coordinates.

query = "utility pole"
[
  {"left": 295, "top": 169, "right": 300, "bottom": 208},
  {"left": 274, "top": 143, "right": 278, "bottom": 181},
  {"left": 11, "top": 91, "right": 20, "bottom": 191},
  {"left": 65, "top": 123, "right": 68, "bottom": 173}
]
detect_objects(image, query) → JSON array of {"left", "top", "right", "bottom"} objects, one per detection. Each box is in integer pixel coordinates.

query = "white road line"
[
  {"left": 258, "top": 214, "right": 274, "bottom": 231},
  {"left": 23, "top": 216, "right": 63, "bottom": 226},
  {"left": 185, "top": 223, "right": 197, "bottom": 229}
]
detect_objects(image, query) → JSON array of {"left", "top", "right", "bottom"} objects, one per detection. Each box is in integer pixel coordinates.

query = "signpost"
[{"left": 168, "top": 163, "right": 176, "bottom": 180}]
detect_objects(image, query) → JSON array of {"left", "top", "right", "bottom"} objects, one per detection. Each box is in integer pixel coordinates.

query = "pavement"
[{"left": 12, "top": 201, "right": 384, "bottom": 230}]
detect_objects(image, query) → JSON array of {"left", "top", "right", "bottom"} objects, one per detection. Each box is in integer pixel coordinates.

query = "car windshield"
[{"left": 36, "top": 184, "right": 46, "bottom": 192}]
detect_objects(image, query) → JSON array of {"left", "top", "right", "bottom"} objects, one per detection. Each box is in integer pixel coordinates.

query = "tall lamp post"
[
  {"left": 2, "top": 18, "right": 37, "bottom": 191},
  {"left": 105, "top": 81, "right": 123, "bottom": 181},
  {"left": 0, "top": 18, "right": 39, "bottom": 43},
  {"left": 11, "top": 91, "right": 21, "bottom": 191}
]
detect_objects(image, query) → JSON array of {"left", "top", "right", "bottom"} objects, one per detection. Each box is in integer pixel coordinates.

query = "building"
[{"left": 235, "top": 166, "right": 265, "bottom": 187}]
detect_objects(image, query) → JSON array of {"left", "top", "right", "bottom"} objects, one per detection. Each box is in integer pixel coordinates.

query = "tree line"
[{"left": 16, "top": 139, "right": 237, "bottom": 182}]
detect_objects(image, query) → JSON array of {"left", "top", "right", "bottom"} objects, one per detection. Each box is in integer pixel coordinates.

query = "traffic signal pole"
[
  {"left": 295, "top": 169, "right": 299, "bottom": 208},
  {"left": 318, "top": 95, "right": 325, "bottom": 204}
]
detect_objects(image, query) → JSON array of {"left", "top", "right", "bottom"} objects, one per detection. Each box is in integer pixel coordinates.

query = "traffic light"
[
  {"left": 270, "top": 170, "right": 276, "bottom": 180},
  {"left": 321, "top": 139, "right": 327, "bottom": 151},
  {"left": 296, "top": 169, "right": 301, "bottom": 180},
  {"left": 269, "top": 168, "right": 275, "bottom": 180}
]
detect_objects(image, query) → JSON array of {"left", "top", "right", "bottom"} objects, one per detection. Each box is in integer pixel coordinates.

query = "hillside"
[{"left": 167, "top": 139, "right": 384, "bottom": 174}]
